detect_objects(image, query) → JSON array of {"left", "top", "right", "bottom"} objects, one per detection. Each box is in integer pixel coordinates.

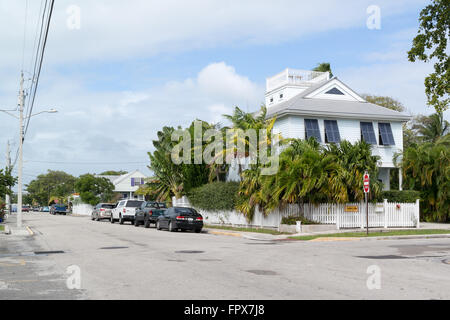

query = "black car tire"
[
  {"left": 156, "top": 220, "right": 161, "bottom": 230},
  {"left": 110, "top": 216, "right": 114, "bottom": 223},
  {"left": 168, "top": 221, "right": 176, "bottom": 232},
  {"left": 91, "top": 216, "right": 95, "bottom": 221},
  {"left": 119, "top": 216, "right": 124, "bottom": 224},
  {"left": 134, "top": 218, "right": 139, "bottom": 227},
  {"left": 144, "top": 219, "right": 150, "bottom": 228},
  {"left": 195, "top": 228, "right": 202, "bottom": 233}
]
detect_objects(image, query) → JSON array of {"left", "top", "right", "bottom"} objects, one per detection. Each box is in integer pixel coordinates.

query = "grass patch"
[
  {"left": 0, "top": 225, "right": 4, "bottom": 232},
  {"left": 205, "top": 224, "right": 288, "bottom": 235},
  {"left": 289, "top": 229, "right": 450, "bottom": 241}
]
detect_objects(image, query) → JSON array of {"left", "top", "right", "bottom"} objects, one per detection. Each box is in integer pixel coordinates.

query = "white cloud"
[
  {"left": 0, "top": 62, "right": 262, "bottom": 183},
  {"left": 0, "top": 0, "right": 427, "bottom": 69}
]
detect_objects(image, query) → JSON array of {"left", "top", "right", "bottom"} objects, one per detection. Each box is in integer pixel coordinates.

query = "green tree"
[
  {"left": 408, "top": 0, "right": 450, "bottom": 113},
  {"left": 413, "top": 112, "right": 449, "bottom": 143},
  {"left": 236, "top": 139, "right": 382, "bottom": 221},
  {"left": 0, "top": 167, "right": 16, "bottom": 199},
  {"left": 99, "top": 170, "right": 127, "bottom": 176},
  {"left": 362, "top": 95, "right": 405, "bottom": 112},
  {"left": 74, "top": 174, "right": 115, "bottom": 206},
  {"left": 396, "top": 134, "right": 450, "bottom": 222},
  {"left": 26, "top": 170, "right": 76, "bottom": 205},
  {"left": 312, "top": 62, "right": 333, "bottom": 77}
]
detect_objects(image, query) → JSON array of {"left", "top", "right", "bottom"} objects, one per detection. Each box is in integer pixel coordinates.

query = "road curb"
[
  {"left": 207, "top": 230, "right": 242, "bottom": 238},
  {"left": 26, "top": 226, "right": 34, "bottom": 236},
  {"left": 361, "top": 234, "right": 450, "bottom": 241}
]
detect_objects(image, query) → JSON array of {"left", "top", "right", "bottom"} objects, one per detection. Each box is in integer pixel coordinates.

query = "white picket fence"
[
  {"left": 304, "top": 200, "right": 420, "bottom": 229},
  {"left": 172, "top": 197, "right": 420, "bottom": 229},
  {"left": 72, "top": 203, "right": 94, "bottom": 216}
]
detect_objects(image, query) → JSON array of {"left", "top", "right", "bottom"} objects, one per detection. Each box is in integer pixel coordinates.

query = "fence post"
[
  {"left": 336, "top": 204, "right": 340, "bottom": 230},
  {"left": 360, "top": 201, "right": 364, "bottom": 229},
  {"left": 383, "top": 199, "right": 388, "bottom": 229},
  {"left": 415, "top": 199, "right": 420, "bottom": 229}
]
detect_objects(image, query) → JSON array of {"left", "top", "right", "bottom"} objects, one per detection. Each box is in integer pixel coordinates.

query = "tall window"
[
  {"left": 378, "top": 123, "right": 395, "bottom": 145},
  {"left": 305, "top": 119, "right": 322, "bottom": 142},
  {"left": 360, "top": 122, "right": 377, "bottom": 144},
  {"left": 324, "top": 120, "right": 341, "bottom": 143}
]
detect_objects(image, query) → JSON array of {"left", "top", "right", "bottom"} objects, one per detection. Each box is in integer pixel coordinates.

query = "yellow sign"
[{"left": 345, "top": 205, "right": 359, "bottom": 212}]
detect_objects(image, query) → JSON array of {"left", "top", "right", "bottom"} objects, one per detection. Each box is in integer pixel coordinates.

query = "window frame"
[
  {"left": 378, "top": 122, "right": 395, "bottom": 146},
  {"left": 324, "top": 120, "right": 341, "bottom": 144},
  {"left": 304, "top": 119, "right": 322, "bottom": 142},
  {"left": 360, "top": 122, "right": 377, "bottom": 145}
]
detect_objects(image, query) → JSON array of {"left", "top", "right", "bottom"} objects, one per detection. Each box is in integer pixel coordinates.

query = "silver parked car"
[{"left": 91, "top": 203, "right": 115, "bottom": 221}]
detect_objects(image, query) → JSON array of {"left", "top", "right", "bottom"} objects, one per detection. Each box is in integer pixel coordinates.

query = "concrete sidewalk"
[
  {"left": 0, "top": 214, "right": 33, "bottom": 236},
  {"left": 205, "top": 222, "right": 450, "bottom": 242}
]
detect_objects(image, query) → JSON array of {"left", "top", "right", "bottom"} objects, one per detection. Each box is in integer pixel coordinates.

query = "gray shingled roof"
[{"left": 266, "top": 78, "right": 412, "bottom": 122}]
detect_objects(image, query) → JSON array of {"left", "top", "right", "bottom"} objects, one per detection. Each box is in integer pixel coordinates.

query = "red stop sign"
[{"left": 363, "top": 173, "right": 370, "bottom": 193}]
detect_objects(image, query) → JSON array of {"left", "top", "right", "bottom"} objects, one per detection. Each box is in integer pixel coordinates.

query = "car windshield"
[
  {"left": 158, "top": 202, "right": 167, "bottom": 208},
  {"left": 126, "top": 201, "right": 144, "bottom": 207},
  {"left": 145, "top": 202, "right": 158, "bottom": 208},
  {"left": 101, "top": 204, "right": 115, "bottom": 209},
  {"left": 174, "top": 208, "right": 197, "bottom": 215}
]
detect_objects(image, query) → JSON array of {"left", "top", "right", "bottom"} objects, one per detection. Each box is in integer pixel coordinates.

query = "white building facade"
[
  {"left": 96, "top": 170, "right": 148, "bottom": 200},
  {"left": 265, "top": 68, "right": 411, "bottom": 191}
]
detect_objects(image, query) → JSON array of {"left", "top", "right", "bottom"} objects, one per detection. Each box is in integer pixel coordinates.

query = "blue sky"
[{"left": 0, "top": 0, "right": 444, "bottom": 187}]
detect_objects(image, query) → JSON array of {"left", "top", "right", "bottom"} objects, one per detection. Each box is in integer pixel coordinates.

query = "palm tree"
[
  {"left": 324, "top": 140, "right": 382, "bottom": 202},
  {"left": 398, "top": 134, "right": 450, "bottom": 222},
  {"left": 413, "top": 112, "right": 449, "bottom": 143},
  {"left": 221, "top": 105, "right": 278, "bottom": 177},
  {"left": 312, "top": 62, "right": 333, "bottom": 77}
]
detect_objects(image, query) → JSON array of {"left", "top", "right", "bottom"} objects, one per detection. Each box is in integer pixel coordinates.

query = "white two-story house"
[
  {"left": 265, "top": 68, "right": 411, "bottom": 191},
  {"left": 96, "top": 170, "right": 148, "bottom": 200}
]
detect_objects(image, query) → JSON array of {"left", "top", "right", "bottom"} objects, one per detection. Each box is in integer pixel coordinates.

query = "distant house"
[
  {"left": 266, "top": 68, "right": 411, "bottom": 190},
  {"left": 96, "top": 170, "right": 148, "bottom": 201}
]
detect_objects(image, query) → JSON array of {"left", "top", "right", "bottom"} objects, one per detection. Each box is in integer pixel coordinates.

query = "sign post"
[{"left": 363, "top": 171, "right": 370, "bottom": 235}]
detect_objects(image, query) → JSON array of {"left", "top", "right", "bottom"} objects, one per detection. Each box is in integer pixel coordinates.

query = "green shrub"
[
  {"left": 378, "top": 190, "right": 421, "bottom": 203},
  {"left": 281, "top": 215, "right": 316, "bottom": 225},
  {"left": 188, "top": 182, "right": 240, "bottom": 212}
]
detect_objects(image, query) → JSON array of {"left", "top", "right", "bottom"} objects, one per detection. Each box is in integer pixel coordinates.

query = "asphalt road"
[{"left": 1, "top": 212, "right": 449, "bottom": 300}]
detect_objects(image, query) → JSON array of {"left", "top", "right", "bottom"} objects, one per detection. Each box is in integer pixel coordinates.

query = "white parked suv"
[{"left": 111, "top": 200, "right": 144, "bottom": 225}]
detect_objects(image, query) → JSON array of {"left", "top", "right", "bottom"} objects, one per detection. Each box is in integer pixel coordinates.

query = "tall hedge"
[
  {"left": 378, "top": 190, "right": 421, "bottom": 203},
  {"left": 187, "top": 182, "right": 240, "bottom": 212}
]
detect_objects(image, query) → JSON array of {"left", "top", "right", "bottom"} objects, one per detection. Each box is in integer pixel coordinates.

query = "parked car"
[
  {"left": 22, "top": 206, "right": 31, "bottom": 212},
  {"left": 91, "top": 203, "right": 115, "bottom": 221},
  {"left": 156, "top": 207, "right": 203, "bottom": 233},
  {"left": 110, "top": 200, "right": 144, "bottom": 224},
  {"left": 50, "top": 204, "right": 67, "bottom": 215},
  {"left": 157, "top": 202, "right": 167, "bottom": 208},
  {"left": 134, "top": 201, "right": 167, "bottom": 228}
]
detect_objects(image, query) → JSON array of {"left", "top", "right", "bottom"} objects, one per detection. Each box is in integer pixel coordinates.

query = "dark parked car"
[
  {"left": 91, "top": 203, "right": 115, "bottom": 221},
  {"left": 156, "top": 207, "right": 203, "bottom": 233},
  {"left": 50, "top": 204, "right": 67, "bottom": 215},
  {"left": 134, "top": 201, "right": 167, "bottom": 228},
  {"left": 22, "top": 206, "right": 31, "bottom": 212}
]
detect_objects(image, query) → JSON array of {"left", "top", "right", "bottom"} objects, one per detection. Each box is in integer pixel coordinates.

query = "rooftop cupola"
[{"left": 265, "top": 68, "right": 330, "bottom": 107}]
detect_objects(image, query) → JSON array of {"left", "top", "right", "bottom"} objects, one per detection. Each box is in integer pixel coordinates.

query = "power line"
[
  {"left": 24, "top": 0, "right": 54, "bottom": 138},
  {"left": 24, "top": 160, "right": 148, "bottom": 165}
]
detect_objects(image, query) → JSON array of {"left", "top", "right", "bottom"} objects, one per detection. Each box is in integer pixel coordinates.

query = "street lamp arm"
[
  {"left": 24, "top": 109, "right": 58, "bottom": 119},
  {"left": 0, "top": 109, "right": 19, "bottom": 119}
]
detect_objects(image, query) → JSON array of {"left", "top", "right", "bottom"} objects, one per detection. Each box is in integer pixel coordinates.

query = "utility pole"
[
  {"left": 5, "top": 140, "right": 11, "bottom": 215},
  {"left": 17, "top": 72, "right": 25, "bottom": 228}
]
